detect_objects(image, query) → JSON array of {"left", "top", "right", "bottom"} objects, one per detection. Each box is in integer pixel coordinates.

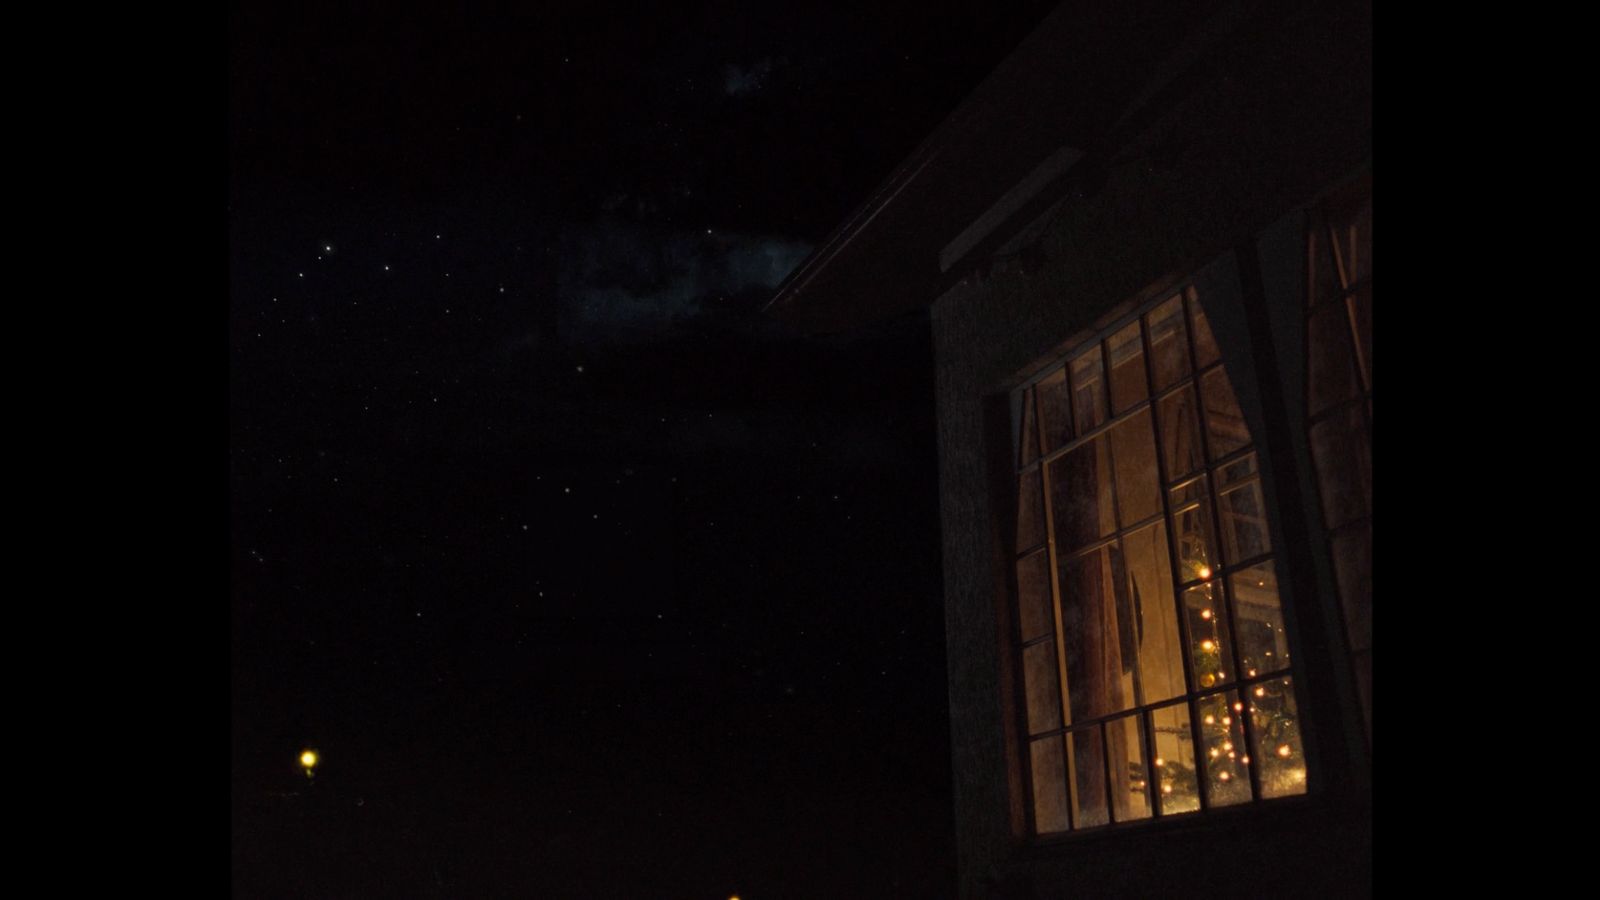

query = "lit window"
[{"left": 1012, "top": 288, "right": 1306, "bottom": 836}]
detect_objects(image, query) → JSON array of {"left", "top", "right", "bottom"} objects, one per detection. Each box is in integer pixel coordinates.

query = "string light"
[
  {"left": 1198, "top": 566, "right": 1212, "bottom": 579},
  {"left": 1254, "top": 686, "right": 1266, "bottom": 698},
  {"left": 1222, "top": 741, "right": 1233, "bottom": 752},
  {"left": 1155, "top": 758, "right": 1165, "bottom": 767},
  {"left": 1162, "top": 784, "right": 1173, "bottom": 794},
  {"left": 1200, "top": 640, "right": 1216, "bottom": 652},
  {"left": 1203, "top": 715, "right": 1215, "bottom": 725},
  {"left": 1233, "top": 702, "right": 1244, "bottom": 712},
  {"left": 1277, "top": 744, "right": 1292, "bottom": 758},
  {"left": 1219, "top": 771, "right": 1231, "bottom": 781}
]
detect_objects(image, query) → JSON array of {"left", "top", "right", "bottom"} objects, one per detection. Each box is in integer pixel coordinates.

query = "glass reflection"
[
  {"left": 1110, "top": 410, "right": 1160, "bottom": 525},
  {"left": 1122, "top": 522, "right": 1184, "bottom": 705},
  {"left": 1030, "top": 737, "right": 1070, "bottom": 834},
  {"left": 1230, "top": 563, "right": 1288, "bottom": 675},
  {"left": 1157, "top": 386, "right": 1204, "bottom": 480},
  {"left": 1068, "top": 725, "right": 1109, "bottom": 829},
  {"left": 1197, "top": 691, "right": 1252, "bottom": 807},
  {"left": 1036, "top": 368, "right": 1072, "bottom": 453},
  {"left": 1184, "top": 582, "right": 1235, "bottom": 690},
  {"left": 1248, "top": 676, "right": 1308, "bottom": 799},
  {"left": 1071, "top": 345, "right": 1108, "bottom": 433},
  {"left": 1016, "top": 550, "right": 1054, "bottom": 643},
  {"left": 1024, "top": 641, "right": 1063, "bottom": 734},
  {"left": 1149, "top": 702, "right": 1200, "bottom": 815},
  {"left": 1107, "top": 713, "right": 1153, "bottom": 822},
  {"left": 1107, "top": 321, "right": 1147, "bottom": 414},
  {"left": 1146, "top": 295, "right": 1191, "bottom": 391},
  {"left": 1059, "top": 546, "right": 1132, "bottom": 722},
  {"left": 1048, "top": 437, "right": 1114, "bottom": 554}
]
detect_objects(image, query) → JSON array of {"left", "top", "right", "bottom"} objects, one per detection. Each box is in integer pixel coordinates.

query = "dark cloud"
[
  {"left": 723, "top": 58, "right": 778, "bottom": 97},
  {"left": 556, "top": 218, "right": 810, "bottom": 343}
]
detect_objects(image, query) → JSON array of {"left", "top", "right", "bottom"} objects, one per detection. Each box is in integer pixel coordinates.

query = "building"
[{"left": 766, "top": 1, "right": 1371, "bottom": 896}]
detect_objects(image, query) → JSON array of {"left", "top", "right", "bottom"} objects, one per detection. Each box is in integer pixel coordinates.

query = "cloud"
[
  {"left": 723, "top": 59, "right": 777, "bottom": 98},
  {"left": 555, "top": 219, "right": 810, "bottom": 343}
]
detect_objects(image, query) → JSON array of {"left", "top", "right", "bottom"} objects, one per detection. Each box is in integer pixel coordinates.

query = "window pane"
[
  {"left": 1157, "top": 385, "right": 1204, "bottom": 480},
  {"left": 1309, "top": 405, "right": 1371, "bottom": 530},
  {"left": 1197, "top": 691, "right": 1252, "bottom": 807},
  {"left": 1036, "top": 367, "right": 1072, "bottom": 453},
  {"left": 1019, "top": 385, "right": 1040, "bottom": 465},
  {"left": 1030, "top": 737, "right": 1070, "bottom": 834},
  {"left": 1217, "top": 468, "right": 1272, "bottom": 562},
  {"left": 1199, "top": 366, "right": 1250, "bottom": 459},
  {"left": 1231, "top": 563, "right": 1289, "bottom": 675},
  {"left": 1146, "top": 295, "right": 1191, "bottom": 391},
  {"left": 1069, "top": 725, "right": 1110, "bottom": 829},
  {"left": 1024, "top": 641, "right": 1064, "bottom": 734},
  {"left": 1308, "top": 300, "right": 1360, "bottom": 417},
  {"left": 1353, "top": 649, "right": 1372, "bottom": 741},
  {"left": 1330, "top": 193, "right": 1372, "bottom": 289},
  {"left": 1168, "top": 477, "right": 1217, "bottom": 585},
  {"left": 1348, "top": 285, "right": 1371, "bottom": 391},
  {"left": 1107, "top": 321, "right": 1148, "bottom": 414},
  {"left": 1150, "top": 702, "right": 1200, "bottom": 815},
  {"left": 1070, "top": 345, "right": 1108, "bottom": 433},
  {"left": 1048, "top": 436, "right": 1115, "bottom": 554},
  {"left": 1060, "top": 545, "right": 1133, "bottom": 722},
  {"left": 1016, "top": 550, "right": 1054, "bottom": 643},
  {"left": 1106, "top": 713, "right": 1153, "bottom": 822},
  {"left": 1122, "top": 522, "right": 1184, "bottom": 705},
  {"left": 1332, "top": 522, "right": 1372, "bottom": 653},
  {"left": 1017, "top": 469, "right": 1044, "bottom": 551},
  {"left": 1184, "top": 582, "right": 1235, "bottom": 690},
  {"left": 1110, "top": 410, "right": 1160, "bottom": 525},
  {"left": 1308, "top": 219, "right": 1344, "bottom": 310},
  {"left": 1248, "top": 676, "right": 1308, "bottom": 799},
  {"left": 1187, "top": 290, "right": 1221, "bottom": 368}
]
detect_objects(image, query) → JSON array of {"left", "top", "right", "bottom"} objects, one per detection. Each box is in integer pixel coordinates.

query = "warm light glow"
[
  {"left": 300, "top": 750, "right": 318, "bottom": 769},
  {"left": 1209, "top": 748, "right": 1219, "bottom": 758},
  {"left": 1162, "top": 784, "right": 1173, "bottom": 794},
  {"left": 1277, "top": 744, "right": 1293, "bottom": 758},
  {"left": 1219, "top": 771, "right": 1231, "bottom": 781},
  {"left": 1200, "top": 640, "right": 1216, "bottom": 652},
  {"left": 1222, "top": 741, "right": 1233, "bottom": 752},
  {"left": 1198, "top": 566, "right": 1212, "bottom": 579},
  {"left": 1155, "top": 758, "right": 1165, "bottom": 767},
  {"left": 1240, "top": 756, "right": 1250, "bottom": 764},
  {"left": 1200, "top": 609, "right": 1213, "bottom": 620},
  {"left": 1221, "top": 716, "right": 1231, "bottom": 725},
  {"left": 1203, "top": 714, "right": 1215, "bottom": 725},
  {"left": 1254, "top": 686, "right": 1266, "bottom": 698},
  {"left": 1233, "top": 702, "right": 1244, "bottom": 712}
]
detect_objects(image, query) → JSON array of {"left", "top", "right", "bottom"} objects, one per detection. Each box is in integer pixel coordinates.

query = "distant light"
[{"left": 300, "top": 749, "right": 318, "bottom": 769}]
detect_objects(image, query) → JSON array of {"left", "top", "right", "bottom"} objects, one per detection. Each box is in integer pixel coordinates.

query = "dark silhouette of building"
[{"left": 768, "top": 1, "right": 1371, "bottom": 896}]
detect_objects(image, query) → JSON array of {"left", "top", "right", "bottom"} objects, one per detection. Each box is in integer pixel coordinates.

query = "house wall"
[{"left": 929, "top": 4, "right": 1370, "bottom": 896}]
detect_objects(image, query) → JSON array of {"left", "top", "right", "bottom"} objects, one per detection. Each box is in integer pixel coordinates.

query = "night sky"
[{"left": 230, "top": 3, "right": 1055, "bottom": 896}]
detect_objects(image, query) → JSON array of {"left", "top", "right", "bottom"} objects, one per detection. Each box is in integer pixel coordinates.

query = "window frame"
[{"left": 1002, "top": 278, "right": 1314, "bottom": 842}]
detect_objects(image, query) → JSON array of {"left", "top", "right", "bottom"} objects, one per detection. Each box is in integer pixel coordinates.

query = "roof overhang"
[{"left": 764, "top": 0, "right": 1254, "bottom": 334}]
